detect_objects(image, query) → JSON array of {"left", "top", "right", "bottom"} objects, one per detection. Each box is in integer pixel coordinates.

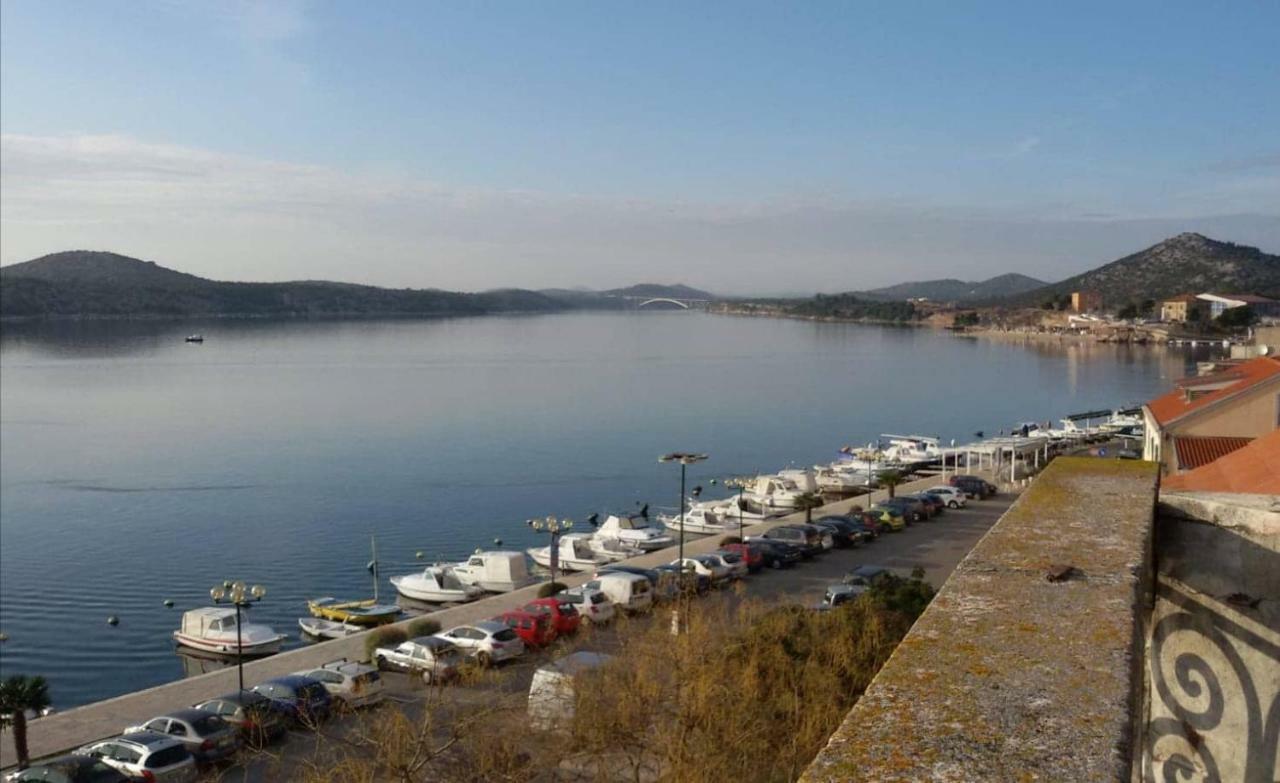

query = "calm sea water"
[{"left": 0, "top": 312, "right": 1204, "bottom": 706}]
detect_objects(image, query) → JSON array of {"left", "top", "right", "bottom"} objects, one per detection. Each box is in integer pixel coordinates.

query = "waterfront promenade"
[{"left": 1, "top": 471, "right": 1000, "bottom": 769}]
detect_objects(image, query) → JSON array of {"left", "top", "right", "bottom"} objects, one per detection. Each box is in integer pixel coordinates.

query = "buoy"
[
  {"left": 107, "top": 616, "right": 119, "bottom": 626},
  {"left": 493, "top": 538, "right": 502, "bottom": 546},
  {"left": 0, "top": 632, "right": 8, "bottom": 642},
  {"left": 415, "top": 551, "right": 425, "bottom": 560},
  {"left": 163, "top": 599, "right": 174, "bottom": 608}
]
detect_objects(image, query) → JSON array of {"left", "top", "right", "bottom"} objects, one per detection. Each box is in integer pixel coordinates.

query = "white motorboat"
[
  {"left": 390, "top": 565, "right": 486, "bottom": 603},
  {"left": 659, "top": 503, "right": 738, "bottom": 536},
  {"left": 528, "top": 534, "right": 611, "bottom": 573},
  {"left": 590, "top": 513, "right": 674, "bottom": 551},
  {"left": 1102, "top": 407, "right": 1144, "bottom": 431},
  {"left": 742, "top": 475, "right": 806, "bottom": 510},
  {"left": 587, "top": 536, "right": 646, "bottom": 562},
  {"left": 879, "top": 435, "right": 942, "bottom": 463},
  {"left": 173, "top": 607, "right": 285, "bottom": 657},
  {"left": 298, "top": 617, "right": 362, "bottom": 640},
  {"left": 777, "top": 468, "right": 820, "bottom": 494},
  {"left": 814, "top": 460, "right": 875, "bottom": 492},
  {"left": 452, "top": 551, "right": 538, "bottom": 593}
]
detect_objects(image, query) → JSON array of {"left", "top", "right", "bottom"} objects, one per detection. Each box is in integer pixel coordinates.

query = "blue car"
[{"left": 251, "top": 675, "right": 332, "bottom": 726}]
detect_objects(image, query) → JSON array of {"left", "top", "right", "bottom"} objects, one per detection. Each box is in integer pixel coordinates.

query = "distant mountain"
[
  {"left": 538, "top": 282, "right": 717, "bottom": 309},
  {"left": 1011, "top": 233, "right": 1280, "bottom": 308},
  {"left": 600, "top": 283, "right": 715, "bottom": 300},
  {"left": 0, "top": 251, "right": 566, "bottom": 319},
  {"left": 861, "top": 273, "right": 1046, "bottom": 302}
]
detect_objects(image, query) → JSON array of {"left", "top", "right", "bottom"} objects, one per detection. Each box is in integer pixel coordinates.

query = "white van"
[
  {"left": 528, "top": 651, "right": 612, "bottom": 731},
  {"left": 583, "top": 572, "right": 652, "bottom": 614}
]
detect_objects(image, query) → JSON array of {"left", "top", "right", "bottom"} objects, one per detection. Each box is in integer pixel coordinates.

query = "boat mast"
[{"left": 370, "top": 535, "right": 379, "bottom": 602}]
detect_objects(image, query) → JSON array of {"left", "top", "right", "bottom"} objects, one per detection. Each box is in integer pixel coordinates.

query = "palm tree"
[
  {"left": 794, "top": 491, "right": 825, "bottom": 523},
  {"left": 879, "top": 469, "right": 905, "bottom": 500},
  {"left": 0, "top": 675, "right": 50, "bottom": 770}
]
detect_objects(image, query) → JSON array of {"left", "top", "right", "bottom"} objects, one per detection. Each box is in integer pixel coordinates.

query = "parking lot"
[{"left": 206, "top": 491, "right": 1018, "bottom": 781}]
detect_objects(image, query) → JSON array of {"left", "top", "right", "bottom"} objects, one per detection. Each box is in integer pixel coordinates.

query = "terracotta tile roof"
[
  {"left": 1172, "top": 436, "right": 1254, "bottom": 471},
  {"left": 1146, "top": 356, "right": 1280, "bottom": 426},
  {"left": 1161, "top": 294, "right": 1200, "bottom": 304},
  {"left": 1163, "top": 428, "right": 1280, "bottom": 494}
]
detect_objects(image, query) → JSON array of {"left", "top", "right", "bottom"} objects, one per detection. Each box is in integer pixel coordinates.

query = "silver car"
[
  {"left": 125, "top": 708, "right": 241, "bottom": 764},
  {"left": 78, "top": 732, "right": 197, "bottom": 782},
  {"left": 434, "top": 620, "right": 526, "bottom": 666}
]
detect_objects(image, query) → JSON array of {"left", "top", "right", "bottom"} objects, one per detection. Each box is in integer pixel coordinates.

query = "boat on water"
[
  {"left": 587, "top": 535, "right": 646, "bottom": 562},
  {"left": 589, "top": 512, "right": 674, "bottom": 551},
  {"left": 814, "top": 459, "right": 875, "bottom": 492},
  {"left": 659, "top": 503, "right": 739, "bottom": 536},
  {"left": 776, "top": 468, "right": 820, "bottom": 494},
  {"left": 173, "top": 607, "right": 286, "bottom": 657},
  {"left": 298, "top": 617, "right": 363, "bottom": 640},
  {"left": 389, "top": 564, "right": 485, "bottom": 603},
  {"left": 741, "top": 475, "right": 806, "bottom": 510},
  {"left": 879, "top": 434, "right": 942, "bottom": 463},
  {"left": 184, "top": 335, "right": 204, "bottom": 343},
  {"left": 453, "top": 550, "right": 538, "bottom": 593},
  {"left": 307, "top": 536, "right": 401, "bottom": 626},
  {"left": 528, "top": 533, "right": 611, "bottom": 572}
]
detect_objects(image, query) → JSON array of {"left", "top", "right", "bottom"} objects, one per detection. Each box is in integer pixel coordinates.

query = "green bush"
[
  {"left": 406, "top": 617, "right": 441, "bottom": 638},
  {"left": 364, "top": 626, "right": 408, "bottom": 660},
  {"left": 537, "top": 581, "right": 567, "bottom": 598},
  {"left": 719, "top": 536, "right": 742, "bottom": 546}
]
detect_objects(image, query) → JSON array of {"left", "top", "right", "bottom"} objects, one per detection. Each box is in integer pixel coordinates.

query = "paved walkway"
[{"left": 1, "top": 471, "right": 997, "bottom": 768}]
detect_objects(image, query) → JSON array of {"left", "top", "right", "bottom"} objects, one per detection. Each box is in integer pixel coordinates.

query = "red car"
[
  {"left": 494, "top": 610, "right": 558, "bottom": 648},
  {"left": 521, "top": 598, "right": 582, "bottom": 637},
  {"left": 717, "top": 543, "right": 764, "bottom": 572}
]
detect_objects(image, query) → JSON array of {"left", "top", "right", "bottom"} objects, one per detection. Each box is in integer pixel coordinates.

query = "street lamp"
[
  {"left": 527, "top": 515, "right": 573, "bottom": 588},
  {"left": 659, "top": 452, "right": 707, "bottom": 634},
  {"left": 209, "top": 580, "right": 266, "bottom": 693},
  {"left": 723, "top": 476, "right": 752, "bottom": 546}
]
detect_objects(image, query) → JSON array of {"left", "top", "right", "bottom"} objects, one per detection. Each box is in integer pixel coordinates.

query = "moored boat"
[
  {"left": 528, "top": 533, "right": 612, "bottom": 572},
  {"left": 173, "top": 607, "right": 285, "bottom": 656},
  {"left": 590, "top": 512, "right": 674, "bottom": 551},
  {"left": 298, "top": 617, "right": 363, "bottom": 640},
  {"left": 389, "top": 565, "right": 485, "bottom": 603},
  {"left": 307, "top": 596, "right": 401, "bottom": 626}
]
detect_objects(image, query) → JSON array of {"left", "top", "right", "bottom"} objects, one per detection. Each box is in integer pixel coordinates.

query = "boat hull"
[
  {"left": 172, "top": 632, "right": 284, "bottom": 657},
  {"left": 307, "top": 599, "right": 400, "bottom": 626},
  {"left": 298, "top": 618, "right": 362, "bottom": 639},
  {"left": 389, "top": 575, "right": 482, "bottom": 603}
]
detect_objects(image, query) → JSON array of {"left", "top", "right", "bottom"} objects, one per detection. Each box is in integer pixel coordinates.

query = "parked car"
[
  {"left": 866, "top": 505, "right": 907, "bottom": 531},
  {"left": 745, "top": 538, "right": 804, "bottom": 568},
  {"left": 291, "top": 659, "right": 385, "bottom": 709},
  {"left": 754, "top": 524, "right": 823, "bottom": 556},
  {"left": 904, "top": 493, "right": 944, "bottom": 517},
  {"left": 435, "top": 620, "right": 527, "bottom": 666},
  {"left": 653, "top": 563, "right": 710, "bottom": 595},
  {"left": 845, "top": 518, "right": 880, "bottom": 540},
  {"left": 582, "top": 571, "right": 654, "bottom": 613},
  {"left": 522, "top": 597, "right": 583, "bottom": 635},
  {"left": 249, "top": 675, "right": 333, "bottom": 725},
  {"left": 672, "top": 555, "right": 730, "bottom": 585},
  {"left": 124, "top": 708, "right": 242, "bottom": 765},
  {"left": 879, "top": 496, "right": 927, "bottom": 523},
  {"left": 77, "top": 732, "right": 197, "bottom": 783},
  {"left": 816, "top": 584, "right": 867, "bottom": 611},
  {"left": 949, "top": 474, "right": 997, "bottom": 498},
  {"left": 717, "top": 542, "right": 765, "bottom": 572},
  {"left": 925, "top": 486, "right": 967, "bottom": 508},
  {"left": 813, "top": 516, "right": 865, "bottom": 547},
  {"left": 558, "top": 586, "right": 618, "bottom": 624},
  {"left": 192, "top": 691, "right": 289, "bottom": 747},
  {"left": 843, "top": 565, "right": 894, "bottom": 588},
  {"left": 494, "top": 609, "right": 559, "bottom": 647},
  {"left": 6, "top": 755, "right": 130, "bottom": 783},
  {"left": 701, "top": 551, "right": 748, "bottom": 579},
  {"left": 373, "top": 636, "right": 463, "bottom": 683}
]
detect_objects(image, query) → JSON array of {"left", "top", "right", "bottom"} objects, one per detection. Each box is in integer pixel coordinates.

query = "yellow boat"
[{"left": 306, "top": 536, "right": 401, "bottom": 626}]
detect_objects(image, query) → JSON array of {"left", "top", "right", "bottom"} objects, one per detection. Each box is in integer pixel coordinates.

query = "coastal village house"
[
  {"left": 1196, "top": 292, "right": 1280, "bottom": 320},
  {"left": 1071, "top": 290, "right": 1102, "bottom": 313},
  {"left": 1141, "top": 355, "right": 1280, "bottom": 475},
  {"left": 1159, "top": 294, "right": 1202, "bottom": 322}
]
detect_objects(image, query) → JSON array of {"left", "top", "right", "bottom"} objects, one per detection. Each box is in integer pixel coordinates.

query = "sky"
[{"left": 1, "top": 1, "right": 1278, "bottom": 294}]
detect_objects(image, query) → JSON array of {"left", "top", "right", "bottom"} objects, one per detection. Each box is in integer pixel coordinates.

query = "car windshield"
[
  {"left": 493, "top": 628, "right": 519, "bottom": 642},
  {"left": 191, "top": 714, "right": 227, "bottom": 734},
  {"left": 589, "top": 592, "right": 607, "bottom": 604},
  {"left": 144, "top": 745, "right": 189, "bottom": 768},
  {"left": 301, "top": 683, "right": 328, "bottom": 699}
]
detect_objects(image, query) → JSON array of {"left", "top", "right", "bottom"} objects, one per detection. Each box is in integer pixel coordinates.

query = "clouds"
[{"left": 2, "top": 133, "right": 1278, "bottom": 294}]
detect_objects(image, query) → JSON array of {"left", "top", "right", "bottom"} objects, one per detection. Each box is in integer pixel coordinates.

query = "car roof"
[
  {"left": 410, "top": 635, "right": 454, "bottom": 649},
  {"left": 116, "top": 731, "right": 180, "bottom": 748},
  {"left": 470, "top": 620, "right": 507, "bottom": 633},
  {"left": 497, "top": 609, "right": 540, "bottom": 619},
  {"left": 321, "top": 659, "right": 372, "bottom": 675},
  {"left": 160, "top": 708, "right": 212, "bottom": 722},
  {"left": 261, "top": 674, "right": 315, "bottom": 687}
]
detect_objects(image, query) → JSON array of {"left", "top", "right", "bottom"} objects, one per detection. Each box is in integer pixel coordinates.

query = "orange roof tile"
[
  {"left": 1146, "top": 356, "right": 1280, "bottom": 426},
  {"left": 1163, "top": 428, "right": 1280, "bottom": 494},
  {"left": 1172, "top": 436, "right": 1254, "bottom": 471}
]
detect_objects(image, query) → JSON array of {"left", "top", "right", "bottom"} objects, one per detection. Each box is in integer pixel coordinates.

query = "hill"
[
  {"left": 862, "top": 273, "right": 1045, "bottom": 302},
  {"left": 0, "top": 251, "right": 567, "bottom": 319},
  {"left": 1012, "top": 233, "right": 1280, "bottom": 308},
  {"left": 600, "top": 283, "right": 715, "bottom": 300}
]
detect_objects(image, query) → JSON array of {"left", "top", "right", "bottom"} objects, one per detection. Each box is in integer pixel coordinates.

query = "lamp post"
[
  {"left": 659, "top": 452, "right": 707, "bottom": 635},
  {"left": 527, "top": 515, "right": 573, "bottom": 588},
  {"left": 723, "top": 476, "right": 751, "bottom": 545},
  {"left": 209, "top": 580, "right": 266, "bottom": 693}
]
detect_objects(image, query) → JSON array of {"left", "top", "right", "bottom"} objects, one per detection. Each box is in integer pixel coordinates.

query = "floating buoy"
[
  {"left": 163, "top": 599, "right": 174, "bottom": 608},
  {"left": 107, "top": 616, "right": 119, "bottom": 626},
  {"left": 415, "top": 551, "right": 425, "bottom": 560},
  {"left": 493, "top": 538, "right": 502, "bottom": 546},
  {"left": 0, "top": 632, "right": 8, "bottom": 642}
]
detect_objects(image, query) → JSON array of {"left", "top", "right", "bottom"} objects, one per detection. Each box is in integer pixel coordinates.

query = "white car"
[
  {"left": 434, "top": 620, "right": 526, "bottom": 666},
  {"left": 374, "top": 636, "right": 463, "bottom": 683},
  {"left": 701, "top": 552, "right": 747, "bottom": 580},
  {"left": 292, "top": 659, "right": 385, "bottom": 709},
  {"left": 77, "top": 732, "right": 197, "bottom": 783},
  {"left": 672, "top": 555, "right": 730, "bottom": 585},
  {"left": 926, "top": 486, "right": 968, "bottom": 509},
  {"left": 558, "top": 586, "right": 616, "bottom": 625}
]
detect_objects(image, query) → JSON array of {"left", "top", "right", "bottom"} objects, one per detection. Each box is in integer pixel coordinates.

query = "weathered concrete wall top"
[{"left": 803, "top": 457, "right": 1160, "bottom": 782}]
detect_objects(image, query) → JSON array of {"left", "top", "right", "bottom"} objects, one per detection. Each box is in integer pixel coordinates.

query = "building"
[
  {"left": 1071, "top": 290, "right": 1102, "bottom": 313},
  {"left": 1141, "top": 355, "right": 1280, "bottom": 474},
  {"left": 1161, "top": 428, "right": 1280, "bottom": 493},
  {"left": 1196, "top": 293, "right": 1280, "bottom": 320},
  {"left": 1159, "top": 293, "right": 1201, "bottom": 322}
]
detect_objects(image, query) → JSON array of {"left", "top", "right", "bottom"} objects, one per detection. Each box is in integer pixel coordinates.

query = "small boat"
[
  {"left": 527, "top": 534, "right": 611, "bottom": 573},
  {"left": 659, "top": 503, "right": 739, "bottom": 536},
  {"left": 453, "top": 551, "right": 539, "bottom": 593},
  {"left": 298, "top": 617, "right": 363, "bottom": 640},
  {"left": 587, "top": 536, "right": 645, "bottom": 562},
  {"left": 307, "top": 596, "right": 401, "bottom": 626},
  {"left": 307, "top": 536, "right": 401, "bottom": 626},
  {"left": 777, "top": 468, "right": 820, "bottom": 494},
  {"left": 184, "top": 335, "right": 204, "bottom": 343},
  {"left": 879, "top": 435, "right": 942, "bottom": 463},
  {"left": 390, "top": 565, "right": 485, "bottom": 603},
  {"left": 590, "top": 512, "right": 674, "bottom": 552},
  {"left": 173, "top": 607, "right": 285, "bottom": 657}
]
